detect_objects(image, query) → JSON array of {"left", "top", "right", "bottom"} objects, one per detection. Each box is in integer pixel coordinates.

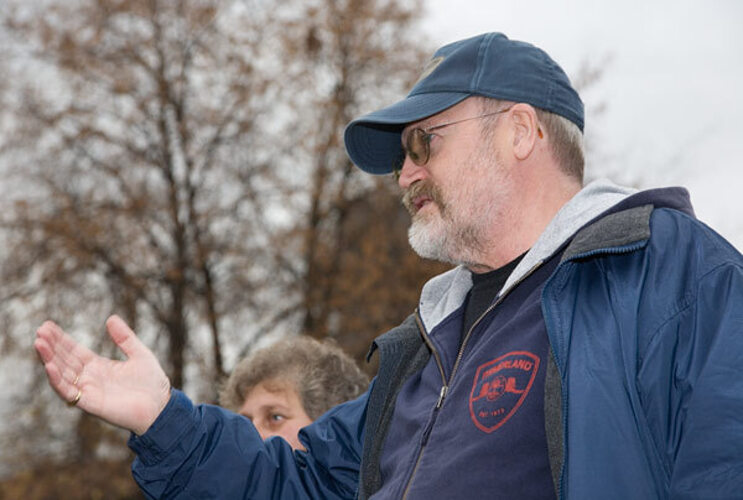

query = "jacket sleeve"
[
  {"left": 128, "top": 387, "right": 369, "bottom": 499},
  {"left": 638, "top": 213, "right": 743, "bottom": 499},
  {"left": 666, "top": 262, "right": 743, "bottom": 499}
]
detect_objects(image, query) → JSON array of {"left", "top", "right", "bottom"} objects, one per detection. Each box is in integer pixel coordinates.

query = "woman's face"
[{"left": 239, "top": 379, "right": 313, "bottom": 450}]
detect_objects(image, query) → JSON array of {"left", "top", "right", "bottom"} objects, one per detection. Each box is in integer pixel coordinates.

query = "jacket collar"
[{"left": 417, "top": 179, "right": 639, "bottom": 332}]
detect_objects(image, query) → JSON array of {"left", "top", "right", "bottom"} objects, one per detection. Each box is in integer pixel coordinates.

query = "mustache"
[{"left": 402, "top": 180, "right": 444, "bottom": 215}]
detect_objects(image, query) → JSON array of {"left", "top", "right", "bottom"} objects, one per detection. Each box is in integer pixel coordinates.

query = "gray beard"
[
  {"left": 408, "top": 218, "right": 454, "bottom": 264},
  {"left": 407, "top": 212, "right": 485, "bottom": 267}
]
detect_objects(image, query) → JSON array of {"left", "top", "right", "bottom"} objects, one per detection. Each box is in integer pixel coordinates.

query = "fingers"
[
  {"left": 35, "top": 321, "right": 90, "bottom": 407},
  {"left": 35, "top": 321, "right": 86, "bottom": 374},
  {"left": 105, "top": 315, "right": 147, "bottom": 359},
  {"left": 40, "top": 348, "right": 83, "bottom": 405},
  {"left": 34, "top": 321, "right": 61, "bottom": 363}
]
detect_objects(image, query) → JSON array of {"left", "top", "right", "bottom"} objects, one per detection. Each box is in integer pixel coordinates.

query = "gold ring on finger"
[{"left": 68, "top": 389, "right": 82, "bottom": 407}]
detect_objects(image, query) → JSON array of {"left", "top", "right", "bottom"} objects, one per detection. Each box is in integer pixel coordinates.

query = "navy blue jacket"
[{"left": 129, "top": 182, "right": 743, "bottom": 499}]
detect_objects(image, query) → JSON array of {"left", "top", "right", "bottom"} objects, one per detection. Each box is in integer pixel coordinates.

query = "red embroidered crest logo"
[{"left": 469, "top": 351, "right": 540, "bottom": 433}]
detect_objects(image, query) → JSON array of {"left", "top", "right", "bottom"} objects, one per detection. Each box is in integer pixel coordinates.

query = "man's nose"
[{"left": 397, "top": 156, "right": 427, "bottom": 189}]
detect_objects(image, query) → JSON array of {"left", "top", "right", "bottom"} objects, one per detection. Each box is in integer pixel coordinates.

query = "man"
[
  {"left": 35, "top": 32, "right": 743, "bottom": 499},
  {"left": 219, "top": 336, "right": 369, "bottom": 450}
]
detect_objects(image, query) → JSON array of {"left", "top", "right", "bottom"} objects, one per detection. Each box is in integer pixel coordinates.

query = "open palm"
[{"left": 34, "top": 315, "right": 171, "bottom": 436}]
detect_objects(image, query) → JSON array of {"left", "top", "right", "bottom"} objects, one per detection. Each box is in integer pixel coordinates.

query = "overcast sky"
[{"left": 421, "top": 0, "right": 743, "bottom": 249}]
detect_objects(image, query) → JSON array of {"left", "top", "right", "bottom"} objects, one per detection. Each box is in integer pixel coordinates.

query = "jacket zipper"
[{"left": 400, "top": 261, "right": 543, "bottom": 499}]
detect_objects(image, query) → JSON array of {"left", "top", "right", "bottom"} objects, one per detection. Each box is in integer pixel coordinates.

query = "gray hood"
[{"left": 417, "top": 179, "right": 637, "bottom": 333}]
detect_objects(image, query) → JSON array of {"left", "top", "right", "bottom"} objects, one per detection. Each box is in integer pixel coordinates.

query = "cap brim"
[{"left": 344, "top": 92, "right": 470, "bottom": 175}]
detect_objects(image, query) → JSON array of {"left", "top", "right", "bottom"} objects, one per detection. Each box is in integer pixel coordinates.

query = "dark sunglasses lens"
[{"left": 408, "top": 129, "right": 428, "bottom": 165}]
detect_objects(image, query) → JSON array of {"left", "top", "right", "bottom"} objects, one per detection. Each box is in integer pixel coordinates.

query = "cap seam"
[
  {"left": 546, "top": 62, "right": 556, "bottom": 113},
  {"left": 471, "top": 33, "right": 493, "bottom": 92}
]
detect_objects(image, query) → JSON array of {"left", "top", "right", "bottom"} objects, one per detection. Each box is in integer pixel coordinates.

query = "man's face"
[
  {"left": 239, "top": 379, "right": 313, "bottom": 450},
  {"left": 399, "top": 99, "right": 514, "bottom": 268}
]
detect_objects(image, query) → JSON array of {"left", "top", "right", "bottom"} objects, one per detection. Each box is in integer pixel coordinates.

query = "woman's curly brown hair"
[{"left": 218, "top": 336, "right": 369, "bottom": 420}]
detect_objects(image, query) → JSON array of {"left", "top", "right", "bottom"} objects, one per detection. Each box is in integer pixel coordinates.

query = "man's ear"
[{"left": 510, "top": 104, "right": 541, "bottom": 160}]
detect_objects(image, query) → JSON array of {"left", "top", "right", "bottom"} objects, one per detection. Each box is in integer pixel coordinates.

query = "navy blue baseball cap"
[{"left": 344, "top": 32, "right": 584, "bottom": 175}]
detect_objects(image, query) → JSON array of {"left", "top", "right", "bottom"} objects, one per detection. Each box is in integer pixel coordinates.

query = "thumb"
[{"left": 105, "top": 315, "right": 147, "bottom": 359}]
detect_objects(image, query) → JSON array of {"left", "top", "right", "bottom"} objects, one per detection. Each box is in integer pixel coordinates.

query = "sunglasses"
[{"left": 393, "top": 106, "right": 513, "bottom": 178}]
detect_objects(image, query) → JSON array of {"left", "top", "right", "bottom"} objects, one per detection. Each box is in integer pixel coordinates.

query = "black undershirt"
[{"left": 462, "top": 252, "right": 526, "bottom": 338}]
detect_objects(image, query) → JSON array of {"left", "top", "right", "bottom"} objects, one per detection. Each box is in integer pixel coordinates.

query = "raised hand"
[{"left": 34, "top": 315, "right": 172, "bottom": 436}]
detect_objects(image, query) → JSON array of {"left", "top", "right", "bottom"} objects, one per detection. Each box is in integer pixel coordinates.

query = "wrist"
[
  {"left": 135, "top": 384, "right": 172, "bottom": 436},
  {"left": 128, "top": 390, "right": 197, "bottom": 465}
]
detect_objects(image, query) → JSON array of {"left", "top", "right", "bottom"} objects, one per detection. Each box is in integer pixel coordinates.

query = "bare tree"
[
  {"left": 264, "top": 0, "right": 448, "bottom": 360},
  {"left": 0, "top": 0, "right": 289, "bottom": 389},
  {"left": 0, "top": 0, "right": 292, "bottom": 487},
  {"left": 0, "top": 0, "right": 442, "bottom": 494}
]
